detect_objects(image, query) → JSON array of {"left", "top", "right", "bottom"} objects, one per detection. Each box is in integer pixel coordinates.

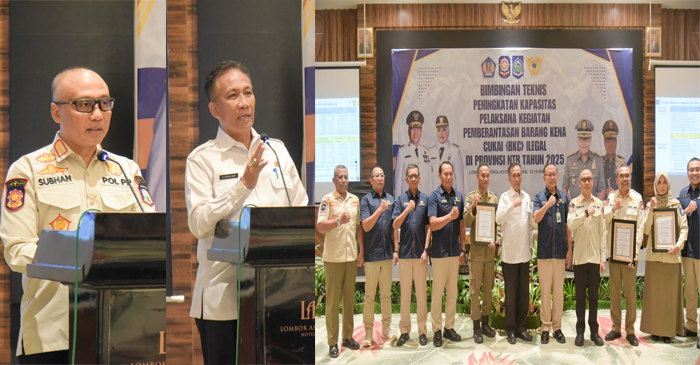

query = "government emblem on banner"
[
  {"left": 512, "top": 56, "right": 524, "bottom": 79},
  {"left": 481, "top": 57, "right": 496, "bottom": 77},
  {"left": 498, "top": 56, "right": 511, "bottom": 78},
  {"left": 501, "top": 2, "right": 522, "bottom": 26},
  {"left": 526, "top": 56, "right": 543, "bottom": 76}
]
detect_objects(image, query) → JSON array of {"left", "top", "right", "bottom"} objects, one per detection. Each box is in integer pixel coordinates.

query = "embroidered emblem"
[
  {"left": 106, "top": 161, "right": 122, "bottom": 176},
  {"left": 134, "top": 175, "right": 155, "bottom": 207},
  {"left": 320, "top": 202, "right": 328, "bottom": 213},
  {"left": 54, "top": 140, "right": 68, "bottom": 157},
  {"left": 5, "top": 178, "right": 27, "bottom": 212},
  {"left": 37, "top": 164, "right": 68, "bottom": 175},
  {"left": 35, "top": 153, "right": 56, "bottom": 163},
  {"left": 50, "top": 214, "right": 71, "bottom": 231}
]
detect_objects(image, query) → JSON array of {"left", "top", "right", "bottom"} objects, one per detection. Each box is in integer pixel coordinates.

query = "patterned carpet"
[{"left": 315, "top": 310, "right": 700, "bottom": 364}]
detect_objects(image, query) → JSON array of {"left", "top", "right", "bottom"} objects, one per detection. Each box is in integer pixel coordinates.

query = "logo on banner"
[
  {"left": 512, "top": 56, "right": 524, "bottom": 79},
  {"left": 526, "top": 56, "right": 543, "bottom": 76},
  {"left": 498, "top": 56, "right": 511, "bottom": 78},
  {"left": 481, "top": 57, "right": 496, "bottom": 77}
]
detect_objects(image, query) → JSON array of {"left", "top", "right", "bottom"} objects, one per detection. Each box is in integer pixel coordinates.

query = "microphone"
[
  {"left": 260, "top": 133, "right": 292, "bottom": 206},
  {"left": 97, "top": 151, "right": 145, "bottom": 212}
]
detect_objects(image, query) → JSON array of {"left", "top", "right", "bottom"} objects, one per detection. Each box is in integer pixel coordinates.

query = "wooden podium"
[
  {"left": 27, "top": 212, "right": 166, "bottom": 364},
  {"left": 208, "top": 206, "right": 314, "bottom": 365}
]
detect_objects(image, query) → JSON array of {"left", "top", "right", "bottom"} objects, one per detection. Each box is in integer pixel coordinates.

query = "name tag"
[
  {"left": 219, "top": 173, "right": 238, "bottom": 180},
  {"left": 556, "top": 211, "right": 562, "bottom": 223},
  {"left": 38, "top": 175, "right": 74, "bottom": 186}
]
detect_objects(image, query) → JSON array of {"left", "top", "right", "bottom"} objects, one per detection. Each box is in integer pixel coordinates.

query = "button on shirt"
[
  {"left": 360, "top": 190, "right": 394, "bottom": 262},
  {"left": 428, "top": 185, "right": 465, "bottom": 258},
  {"left": 567, "top": 195, "right": 606, "bottom": 265},
  {"left": 603, "top": 189, "right": 644, "bottom": 258},
  {"left": 496, "top": 188, "right": 534, "bottom": 264},
  {"left": 533, "top": 188, "right": 569, "bottom": 260},
  {"left": 463, "top": 190, "right": 500, "bottom": 262},
  {"left": 392, "top": 190, "right": 430, "bottom": 259},
  {"left": 680, "top": 185, "right": 700, "bottom": 260},
  {"left": 1, "top": 133, "right": 155, "bottom": 356},
  {"left": 318, "top": 190, "right": 361, "bottom": 263},
  {"left": 185, "top": 127, "right": 308, "bottom": 321}
]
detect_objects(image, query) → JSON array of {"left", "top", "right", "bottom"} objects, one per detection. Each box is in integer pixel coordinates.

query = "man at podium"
[
  {"left": 1, "top": 67, "right": 156, "bottom": 364},
  {"left": 185, "top": 61, "right": 308, "bottom": 365}
]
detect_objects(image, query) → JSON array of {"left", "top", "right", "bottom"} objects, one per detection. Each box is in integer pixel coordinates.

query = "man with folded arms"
[
  {"left": 317, "top": 165, "right": 362, "bottom": 358},
  {"left": 392, "top": 164, "right": 430, "bottom": 347},
  {"left": 603, "top": 165, "right": 644, "bottom": 346},
  {"left": 533, "top": 163, "right": 572, "bottom": 345},
  {"left": 463, "top": 163, "right": 499, "bottom": 343},
  {"left": 567, "top": 168, "right": 607, "bottom": 347},
  {"left": 427, "top": 161, "right": 466, "bottom": 347},
  {"left": 496, "top": 162, "right": 534, "bottom": 344},
  {"left": 359, "top": 166, "right": 396, "bottom": 347}
]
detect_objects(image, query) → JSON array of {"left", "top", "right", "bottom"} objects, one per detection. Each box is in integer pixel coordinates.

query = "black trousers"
[
  {"left": 195, "top": 318, "right": 238, "bottom": 365},
  {"left": 18, "top": 348, "right": 69, "bottom": 365},
  {"left": 574, "top": 263, "right": 600, "bottom": 334},
  {"left": 502, "top": 262, "right": 530, "bottom": 334}
]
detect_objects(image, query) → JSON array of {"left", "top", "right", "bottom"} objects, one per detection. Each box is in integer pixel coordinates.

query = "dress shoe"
[
  {"left": 382, "top": 334, "right": 397, "bottom": 344},
  {"left": 626, "top": 334, "right": 638, "bottom": 346},
  {"left": 553, "top": 330, "right": 566, "bottom": 344},
  {"left": 396, "top": 333, "right": 410, "bottom": 346},
  {"left": 482, "top": 316, "right": 496, "bottom": 338},
  {"left": 590, "top": 333, "right": 604, "bottom": 346},
  {"left": 473, "top": 320, "right": 483, "bottom": 344},
  {"left": 342, "top": 338, "right": 360, "bottom": 350},
  {"left": 575, "top": 333, "right": 584, "bottom": 347},
  {"left": 329, "top": 345, "right": 339, "bottom": 358},
  {"left": 686, "top": 328, "right": 698, "bottom": 337},
  {"left": 651, "top": 335, "right": 660, "bottom": 341},
  {"left": 362, "top": 339, "right": 372, "bottom": 348},
  {"left": 419, "top": 334, "right": 428, "bottom": 346},
  {"left": 605, "top": 330, "right": 622, "bottom": 341},
  {"left": 443, "top": 328, "right": 462, "bottom": 342},
  {"left": 696, "top": 337, "right": 700, "bottom": 349},
  {"left": 541, "top": 331, "right": 549, "bottom": 344},
  {"left": 507, "top": 333, "right": 517, "bottom": 344},
  {"left": 515, "top": 331, "right": 532, "bottom": 342},
  {"left": 662, "top": 336, "right": 671, "bottom": 343},
  {"left": 433, "top": 331, "right": 443, "bottom": 347}
]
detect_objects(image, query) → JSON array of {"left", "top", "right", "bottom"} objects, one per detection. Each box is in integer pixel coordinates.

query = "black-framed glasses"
[
  {"left": 688, "top": 167, "right": 700, "bottom": 173},
  {"left": 406, "top": 174, "right": 420, "bottom": 180},
  {"left": 372, "top": 173, "right": 385, "bottom": 179},
  {"left": 580, "top": 177, "right": 593, "bottom": 183},
  {"left": 53, "top": 97, "right": 115, "bottom": 113}
]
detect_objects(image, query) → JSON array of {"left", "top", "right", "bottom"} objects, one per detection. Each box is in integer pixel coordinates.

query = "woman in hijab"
[{"left": 640, "top": 171, "right": 688, "bottom": 343}]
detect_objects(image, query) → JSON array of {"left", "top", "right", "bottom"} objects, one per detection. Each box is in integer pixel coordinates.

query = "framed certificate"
[
  {"left": 652, "top": 208, "right": 678, "bottom": 253},
  {"left": 610, "top": 219, "right": 636, "bottom": 265},
  {"left": 474, "top": 203, "right": 497, "bottom": 245}
]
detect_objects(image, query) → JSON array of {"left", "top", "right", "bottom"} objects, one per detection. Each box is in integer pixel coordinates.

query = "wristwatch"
[
  {"left": 584, "top": 210, "right": 589, "bottom": 218},
  {"left": 461, "top": 249, "right": 467, "bottom": 254},
  {"left": 336, "top": 217, "right": 341, "bottom": 226}
]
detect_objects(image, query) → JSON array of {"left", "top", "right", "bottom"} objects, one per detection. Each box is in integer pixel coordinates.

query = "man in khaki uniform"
[
  {"left": 317, "top": 165, "right": 363, "bottom": 358},
  {"left": 463, "top": 163, "right": 499, "bottom": 343},
  {"left": 1, "top": 67, "right": 156, "bottom": 364},
  {"left": 603, "top": 165, "right": 644, "bottom": 346},
  {"left": 562, "top": 119, "right": 606, "bottom": 200},
  {"left": 567, "top": 168, "right": 607, "bottom": 347},
  {"left": 601, "top": 120, "right": 628, "bottom": 197}
]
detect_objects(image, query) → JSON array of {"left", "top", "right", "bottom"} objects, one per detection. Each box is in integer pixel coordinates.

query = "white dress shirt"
[
  {"left": 185, "top": 127, "right": 308, "bottom": 320},
  {"left": 496, "top": 188, "right": 534, "bottom": 264}
]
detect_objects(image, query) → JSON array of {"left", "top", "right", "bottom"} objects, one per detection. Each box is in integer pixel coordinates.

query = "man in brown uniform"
[{"left": 463, "top": 163, "right": 499, "bottom": 343}]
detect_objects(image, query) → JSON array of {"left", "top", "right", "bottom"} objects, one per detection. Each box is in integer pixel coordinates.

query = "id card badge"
[{"left": 556, "top": 210, "right": 562, "bottom": 223}]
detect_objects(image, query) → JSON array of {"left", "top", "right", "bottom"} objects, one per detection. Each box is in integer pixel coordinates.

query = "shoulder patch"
[
  {"left": 5, "top": 178, "right": 27, "bottom": 212},
  {"left": 35, "top": 153, "right": 56, "bottom": 163},
  {"left": 567, "top": 151, "right": 576, "bottom": 157},
  {"left": 53, "top": 140, "right": 68, "bottom": 157},
  {"left": 451, "top": 142, "right": 459, "bottom": 148},
  {"left": 134, "top": 175, "right": 155, "bottom": 207},
  {"left": 320, "top": 202, "right": 328, "bottom": 214},
  {"left": 593, "top": 152, "right": 602, "bottom": 157}
]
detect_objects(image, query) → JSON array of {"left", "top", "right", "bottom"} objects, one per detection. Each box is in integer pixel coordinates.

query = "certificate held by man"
[{"left": 474, "top": 203, "right": 497, "bottom": 245}]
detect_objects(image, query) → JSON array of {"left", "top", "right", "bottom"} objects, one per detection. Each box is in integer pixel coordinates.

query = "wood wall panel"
[
  {"left": 0, "top": 0, "right": 10, "bottom": 362},
  {"left": 315, "top": 9, "right": 357, "bottom": 61},
  {"left": 317, "top": 3, "right": 699, "bottom": 194}
]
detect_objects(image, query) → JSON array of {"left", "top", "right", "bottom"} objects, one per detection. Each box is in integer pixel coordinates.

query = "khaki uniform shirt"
[
  {"left": 562, "top": 151, "right": 606, "bottom": 199},
  {"left": 1, "top": 133, "right": 155, "bottom": 356},
  {"left": 185, "top": 127, "right": 308, "bottom": 321},
  {"left": 567, "top": 195, "right": 607, "bottom": 265},
  {"left": 463, "top": 189, "right": 500, "bottom": 262},
  {"left": 604, "top": 189, "right": 644, "bottom": 259},
  {"left": 643, "top": 201, "right": 688, "bottom": 264},
  {"left": 317, "top": 190, "right": 360, "bottom": 263}
]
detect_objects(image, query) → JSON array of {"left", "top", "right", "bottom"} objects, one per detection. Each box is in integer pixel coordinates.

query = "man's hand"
[
  {"left": 547, "top": 195, "right": 556, "bottom": 207},
  {"left": 449, "top": 206, "right": 460, "bottom": 220},
  {"left": 488, "top": 242, "right": 496, "bottom": 249},
  {"left": 340, "top": 212, "right": 351, "bottom": 224},
  {"left": 406, "top": 200, "right": 416, "bottom": 212},
  {"left": 240, "top": 141, "right": 268, "bottom": 189},
  {"left": 668, "top": 245, "right": 680, "bottom": 255},
  {"left": 599, "top": 261, "right": 606, "bottom": 274},
  {"left": 459, "top": 252, "right": 466, "bottom": 265},
  {"left": 393, "top": 252, "right": 399, "bottom": 266},
  {"left": 687, "top": 200, "right": 697, "bottom": 214},
  {"left": 613, "top": 198, "right": 623, "bottom": 213},
  {"left": 566, "top": 250, "right": 572, "bottom": 268},
  {"left": 473, "top": 194, "right": 482, "bottom": 206},
  {"left": 587, "top": 204, "right": 596, "bottom": 217},
  {"left": 513, "top": 196, "right": 521, "bottom": 207},
  {"left": 649, "top": 197, "right": 657, "bottom": 212},
  {"left": 420, "top": 251, "right": 428, "bottom": 264},
  {"left": 357, "top": 254, "right": 364, "bottom": 267},
  {"left": 379, "top": 199, "right": 389, "bottom": 213},
  {"left": 627, "top": 254, "right": 638, "bottom": 269}
]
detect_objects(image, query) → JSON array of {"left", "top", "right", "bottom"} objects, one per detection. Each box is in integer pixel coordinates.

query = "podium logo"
[{"left": 301, "top": 300, "right": 316, "bottom": 320}]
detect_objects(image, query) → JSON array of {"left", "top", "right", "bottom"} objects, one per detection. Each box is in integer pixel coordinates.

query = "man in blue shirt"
[
  {"left": 428, "top": 161, "right": 466, "bottom": 347},
  {"left": 360, "top": 166, "right": 396, "bottom": 347},
  {"left": 533, "top": 163, "right": 572, "bottom": 345},
  {"left": 392, "top": 163, "right": 431, "bottom": 347},
  {"left": 680, "top": 157, "right": 700, "bottom": 348}
]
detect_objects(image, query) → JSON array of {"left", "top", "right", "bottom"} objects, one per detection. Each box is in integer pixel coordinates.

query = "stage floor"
[{"left": 315, "top": 310, "right": 699, "bottom": 364}]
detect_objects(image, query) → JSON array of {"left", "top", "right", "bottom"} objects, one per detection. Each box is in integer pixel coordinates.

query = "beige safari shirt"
[
  {"left": 185, "top": 127, "right": 308, "bottom": 321},
  {"left": 567, "top": 195, "right": 607, "bottom": 265},
  {"left": 643, "top": 201, "right": 688, "bottom": 264},
  {"left": 463, "top": 189, "right": 501, "bottom": 262},
  {"left": 317, "top": 190, "right": 360, "bottom": 263},
  {"left": 604, "top": 189, "right": 645, "bottom": 259},
  {"left": 1, "top": 133, "right": 155, "bottom": 356}
]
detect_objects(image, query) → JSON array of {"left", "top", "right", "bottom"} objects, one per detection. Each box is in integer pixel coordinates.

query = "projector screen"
[
  {"left": 654, "top": 66, "right": 700, "bottom": 196},
  {"left": 315, "top": 67, "right": 361, "bottom": 202}
]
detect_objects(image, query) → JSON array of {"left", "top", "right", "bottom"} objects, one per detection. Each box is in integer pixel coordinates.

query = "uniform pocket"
[
  {"left": 101, "top": 191, "right": 139, "bottom": 211},
  {"left": 37, "top": 191, "right": 81, "bottom": 210}
]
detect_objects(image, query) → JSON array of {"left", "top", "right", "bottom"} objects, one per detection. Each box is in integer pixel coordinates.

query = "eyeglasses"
[
  {"left": 406, "top": 174, "right": 420, "bottom": 180},
  {"left": 544, "top": 174, "right": 557, "bottom": 178},
  {"left": 580, "top": 177, "right": 593, "bottom": 183},
  {"left": 372, "top": 173, "right": 385, "bottom": 179},
  {"left": 53, "top": 97, "right": 115, "bottom": 113},
  {"left": 688, "top": 167, "right": 700, "bottom": 173}
]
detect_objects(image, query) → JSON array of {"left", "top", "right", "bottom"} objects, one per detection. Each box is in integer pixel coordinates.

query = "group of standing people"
[{"left": 318, "top": 149, "right": 700, "bottom": 358}]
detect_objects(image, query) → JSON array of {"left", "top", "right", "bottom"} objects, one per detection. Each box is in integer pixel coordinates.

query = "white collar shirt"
[{"left": 496, "top": 188, "right": 534, "bottom": 264}]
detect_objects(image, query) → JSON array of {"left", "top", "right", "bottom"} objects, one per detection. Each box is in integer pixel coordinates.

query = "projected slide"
[
  {"left": 655, "top": 98, "right": 700, "bottom": 173},
  {"left": 315, "top": 97, "right": 361, "bottom": 182}
]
